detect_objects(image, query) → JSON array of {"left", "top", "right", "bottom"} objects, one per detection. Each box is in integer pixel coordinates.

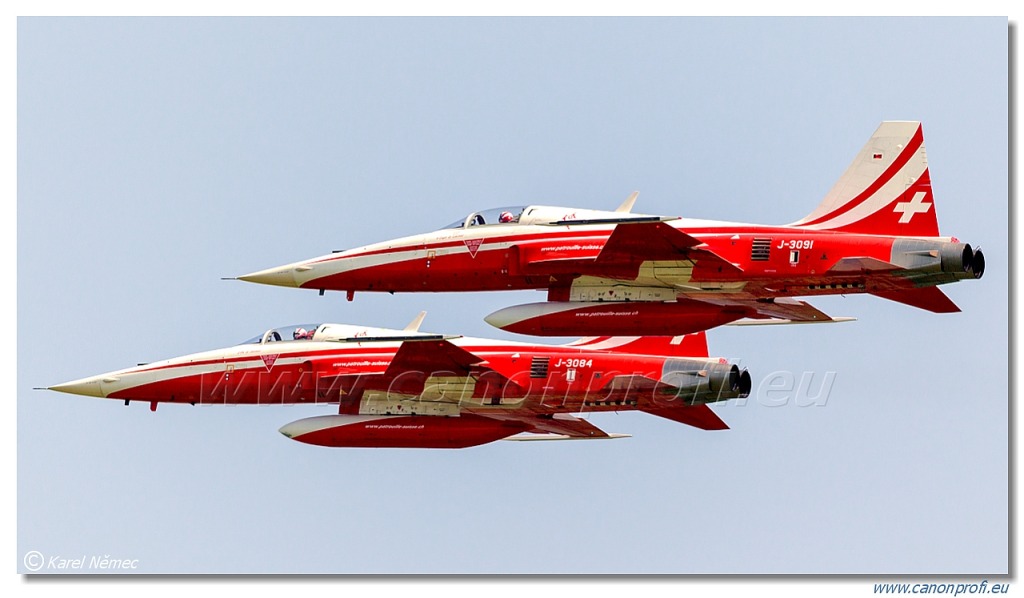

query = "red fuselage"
[
  {"left": 238, "top": 122, "right": 985, "bottom": 336},
  {"left": 50, "top": 328, "right": 751, "bottom": 447},
  {"left": 292, "top": 224, "right": 928, "bottom": 297}
]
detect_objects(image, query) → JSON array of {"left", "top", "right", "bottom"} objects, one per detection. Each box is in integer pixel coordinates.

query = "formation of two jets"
[{"left": 49, "top": 122, "right": 984, "bottom": 448}]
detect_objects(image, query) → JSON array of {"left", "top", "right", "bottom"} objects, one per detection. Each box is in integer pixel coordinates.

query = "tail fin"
[
  {"left": 567, "top": 332, "right": 709, "bottom": 358},
  {"left": 792, "top": 121, "right": 940, "bottom": 237}
]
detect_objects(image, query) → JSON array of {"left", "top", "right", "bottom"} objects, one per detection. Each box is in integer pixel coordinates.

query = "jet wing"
[
  {"left": 827, "top": 259, "right": 962, "bottom": 312},
  {"left": 316, "top": 339, "right": 523, "bottom": 410},
  {"left": 746, "top": 297, "right": 835, "bottom": 322},
  {"left": 487, "top": 406, "right": 725, "bottom": 440},
  {"left": 384, "top": 338, "right": 484, "bottom": 376},
  {"left": 503, "top": 433, "right": 631, "bottom": 442},
  {"left": 694, "top": 296, "right": 841, "bottom": 324},
  {"left": 598, "top": 221, "right": 745, "bottom": 278},
  {"left": 528, "top": 413, "right": 613, "bottom": 438},
  {"left": 595, "top": 221, "right": 702, "bottom": 264},
  {"left": 516, "top": 221, "right": 740, "bottom": 279},
  {"left": 479, "top": 412, "right": 617, "bottom": 439}
]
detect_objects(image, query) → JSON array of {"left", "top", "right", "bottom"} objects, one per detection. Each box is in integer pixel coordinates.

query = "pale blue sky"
[{"left": 17, "top": 17, "right": 1008, "bottom": 574}]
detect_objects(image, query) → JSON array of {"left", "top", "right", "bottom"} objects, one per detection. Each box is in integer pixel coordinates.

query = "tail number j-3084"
[
  {"left": 777, "top": 239, "right": 815, "bottom": 250},
  {"left": 554, "top": 358, "right": 593, "bottom": 368}
]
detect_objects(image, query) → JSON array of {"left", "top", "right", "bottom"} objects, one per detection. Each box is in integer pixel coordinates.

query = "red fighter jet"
[
  {"left": 238, "top": 121, "right": 984, "bottom": 337},
  {"left": 47, "top": 314, "right": 751, "bottom": 449}
]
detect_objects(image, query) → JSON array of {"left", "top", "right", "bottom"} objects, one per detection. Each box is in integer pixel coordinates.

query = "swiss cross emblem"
[
  {"left": 464, "top": 238, "right": 483, "bottom": 258},
  {"left": 261, "top": 354, "right": 280, "bottom": 370},
  {"left": 893, "top": 191, "right": 932, "bottom": 224}
]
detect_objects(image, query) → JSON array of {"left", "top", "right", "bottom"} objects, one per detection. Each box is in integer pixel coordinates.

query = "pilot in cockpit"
[
  {"left": 293, "top": 327, "right": 314, "bottom": 340},
  {"left": 499, "top": 210, "right": 515, "bottom": 223}
]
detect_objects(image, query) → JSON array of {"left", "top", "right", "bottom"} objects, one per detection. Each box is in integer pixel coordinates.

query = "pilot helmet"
[
  {"left": 499, "top": 211, "right": 514, "bottom": 223},
  {"left": 293, "top": 327, "right": 308, "bottom": 340}
]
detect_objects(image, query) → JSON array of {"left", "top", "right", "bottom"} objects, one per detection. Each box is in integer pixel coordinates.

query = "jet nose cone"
[
  {"left": 48, "top": 375, "right": 109, "bottom": 398},
  {"left": 237, "top": 265, "right": 299, "bottom": 288}
]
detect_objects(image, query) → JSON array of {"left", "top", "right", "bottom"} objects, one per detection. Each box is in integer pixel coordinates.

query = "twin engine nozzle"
[
  {"left": 892, "top": 239, "right": 985, "bottom": 281},
  {"left": 660, "top": 359, "right": 752, "bottom": 405},
  {"left": 940, "top": 242, "right": 986, "bottom": 280}
]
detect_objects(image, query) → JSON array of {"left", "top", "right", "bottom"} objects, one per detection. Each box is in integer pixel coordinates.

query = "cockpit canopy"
[
  {"left": 239, "top": 323, "right": 442, "bottom": 345},
  {"left": 440, "top": 205, "right": 659, "bottom": 230},
  {"left": 240, "top": 324, "right": 325, "bottom": 345},
  {"left": 442, "top": 206, "right": 526, "bottom": 229}
]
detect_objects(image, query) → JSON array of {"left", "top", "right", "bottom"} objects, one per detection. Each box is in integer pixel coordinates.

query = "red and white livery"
[
  {"left": 239, "top": 122, "right": 984, "bottom": 336},
  {"left": 48, "top": 315, "right": 751, "bottom": 449}
]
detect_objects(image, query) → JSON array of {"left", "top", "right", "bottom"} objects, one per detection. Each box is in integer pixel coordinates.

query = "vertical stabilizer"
[{"left": 792, "top": 121, "right": 940, "bottom": 237}]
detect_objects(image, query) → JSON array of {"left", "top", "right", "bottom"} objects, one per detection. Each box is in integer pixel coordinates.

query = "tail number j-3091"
[{"left": 777, "top": 239, "right": 815, "bottom": 250}]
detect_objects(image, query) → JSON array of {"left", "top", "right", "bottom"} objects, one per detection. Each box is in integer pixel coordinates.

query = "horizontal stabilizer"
[
  {"left": 871, "top": 286, "right": 961, "bottom": 313},
  {"left": 642, "top": 405, "right": 729, "bottom": 431}
]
